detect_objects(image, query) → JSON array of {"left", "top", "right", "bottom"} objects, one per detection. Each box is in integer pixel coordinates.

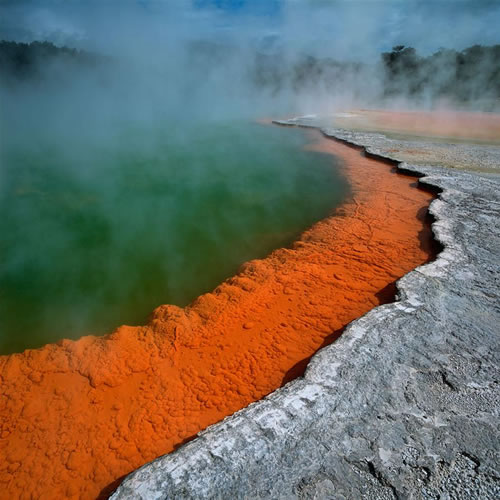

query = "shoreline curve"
[
  {"left": 0, "top": 125, "right": 437, "bottom": 499},
  {"left": 112, "top": 115, "right": 500, "bottom": 500}
]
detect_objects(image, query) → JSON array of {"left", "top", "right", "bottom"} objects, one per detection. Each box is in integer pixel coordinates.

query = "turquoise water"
[{"left": 0, "top": 121, "right": 347, "bottom": 354}]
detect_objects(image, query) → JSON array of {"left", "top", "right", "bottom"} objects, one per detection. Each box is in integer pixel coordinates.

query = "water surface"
[{"left": 0, "top": 121, "right": 347, "bottom": 354}]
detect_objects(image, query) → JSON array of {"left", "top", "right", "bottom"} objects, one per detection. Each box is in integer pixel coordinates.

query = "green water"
[{"left": 0, "top": 121, "right": 347, "bottom": 354}]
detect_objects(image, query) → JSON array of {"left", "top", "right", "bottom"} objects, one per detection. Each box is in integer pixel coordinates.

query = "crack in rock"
[{"left": 112, "top": 117, "right": 500, "bottom": 500}]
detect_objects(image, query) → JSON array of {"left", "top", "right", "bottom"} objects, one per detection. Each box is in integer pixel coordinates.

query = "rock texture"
[
  {"left": 111, "top": 117, "right": 500, "bottom": 500},
  {"left": 331, "top": 109, "right": 500, "bottom": 151},
  {"left": 0, "top": 127, "right": 435, "bottom": 500}
]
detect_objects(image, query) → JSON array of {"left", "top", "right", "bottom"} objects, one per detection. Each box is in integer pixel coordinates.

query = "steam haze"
[{"left": 2, "top": 1, "right": 500, "bottom": 115}]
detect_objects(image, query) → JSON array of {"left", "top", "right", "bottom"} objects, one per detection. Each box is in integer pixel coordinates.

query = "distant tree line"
[
  {"left": 0, "top": 40, "right": 107, "bottom": 84},
  {"left": 381, "top": 44, "right": 500, "bottom": 103},
  {"left": 252, "top": 44, "right": 500, "bottom": 107},
  {"left": 251, "top": 52, "right": 367, "bottom": 96},
  {"left": 1, "top": 40, "right": 499, "bottom": 108}
]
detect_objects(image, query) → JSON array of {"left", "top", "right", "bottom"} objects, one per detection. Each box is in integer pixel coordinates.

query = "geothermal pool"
[
  {"left": 0, "top": 124, "right": 437, "bottom": 500},
  {"left": 0, "top": 121, "right": 347, "bottom": 354}
]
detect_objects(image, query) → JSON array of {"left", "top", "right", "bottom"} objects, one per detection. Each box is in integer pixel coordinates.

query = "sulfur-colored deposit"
[
  {"left": 333, "top": 109, "right": 500, "bottom": 143},
  {"left": 112, "top": 113, "right": 500, "bottom": 500},
  {"left": 0, "top": 130, "right": 436, "bottom": 499}
]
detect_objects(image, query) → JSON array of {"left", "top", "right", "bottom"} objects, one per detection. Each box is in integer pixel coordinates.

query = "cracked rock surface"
[{"left": 112, "top": 117, "right": 500, "bottom": 500}]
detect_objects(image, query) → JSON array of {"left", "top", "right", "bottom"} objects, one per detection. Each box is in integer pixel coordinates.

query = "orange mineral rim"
[{"left": 0, "top": 126, "right": 438, "bottom": 500}]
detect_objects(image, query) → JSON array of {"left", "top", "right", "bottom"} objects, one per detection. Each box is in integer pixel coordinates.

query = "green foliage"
[
  {"left": 0, "top": 40, "right": 106, "bottom": 84},
  {"left": 1, "top": 39, "right": 499, "bottom": 107},
  {"left": 381, "top": 44, "right": 500, "bottom": 104}
]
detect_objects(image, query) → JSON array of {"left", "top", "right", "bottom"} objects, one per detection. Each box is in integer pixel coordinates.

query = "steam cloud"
[{"left": 1, "top": 0, "right": 500, "bottom": 122}]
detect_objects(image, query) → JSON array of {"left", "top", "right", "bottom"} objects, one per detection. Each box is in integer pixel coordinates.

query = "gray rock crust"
[{"left": 111, "top": 117, "right": 500, "bottom": 500}]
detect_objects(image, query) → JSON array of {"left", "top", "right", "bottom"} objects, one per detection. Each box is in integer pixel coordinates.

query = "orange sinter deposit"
[
  {"left": 0, "top": 129, "right": 437, "bottom": 500},
  {"left": 334, "top": 109, "right": 500, "bottom": 143}
]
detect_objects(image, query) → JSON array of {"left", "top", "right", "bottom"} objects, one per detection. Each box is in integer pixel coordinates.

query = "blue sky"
[
  {"left": 1, "top": 0, "right": 500, "bottom": 59},
  {"left": 193, "top": 0, "right": 281, "bottom": 16}
]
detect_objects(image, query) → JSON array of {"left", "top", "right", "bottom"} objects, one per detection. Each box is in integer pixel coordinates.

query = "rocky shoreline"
[
  {"left": 0, "top": 117, "right": 436, "bottom": 499},
  {"left": 112, "top": 117, "right": 500, "bottom": 499}
]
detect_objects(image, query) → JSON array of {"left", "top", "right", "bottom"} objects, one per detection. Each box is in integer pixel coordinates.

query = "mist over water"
[
  {"left": 0, "top": 108, "right": 347, "bottom": 354},
  {"left": 0, "top": 3, "right": 341, "bottom": 353}
]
